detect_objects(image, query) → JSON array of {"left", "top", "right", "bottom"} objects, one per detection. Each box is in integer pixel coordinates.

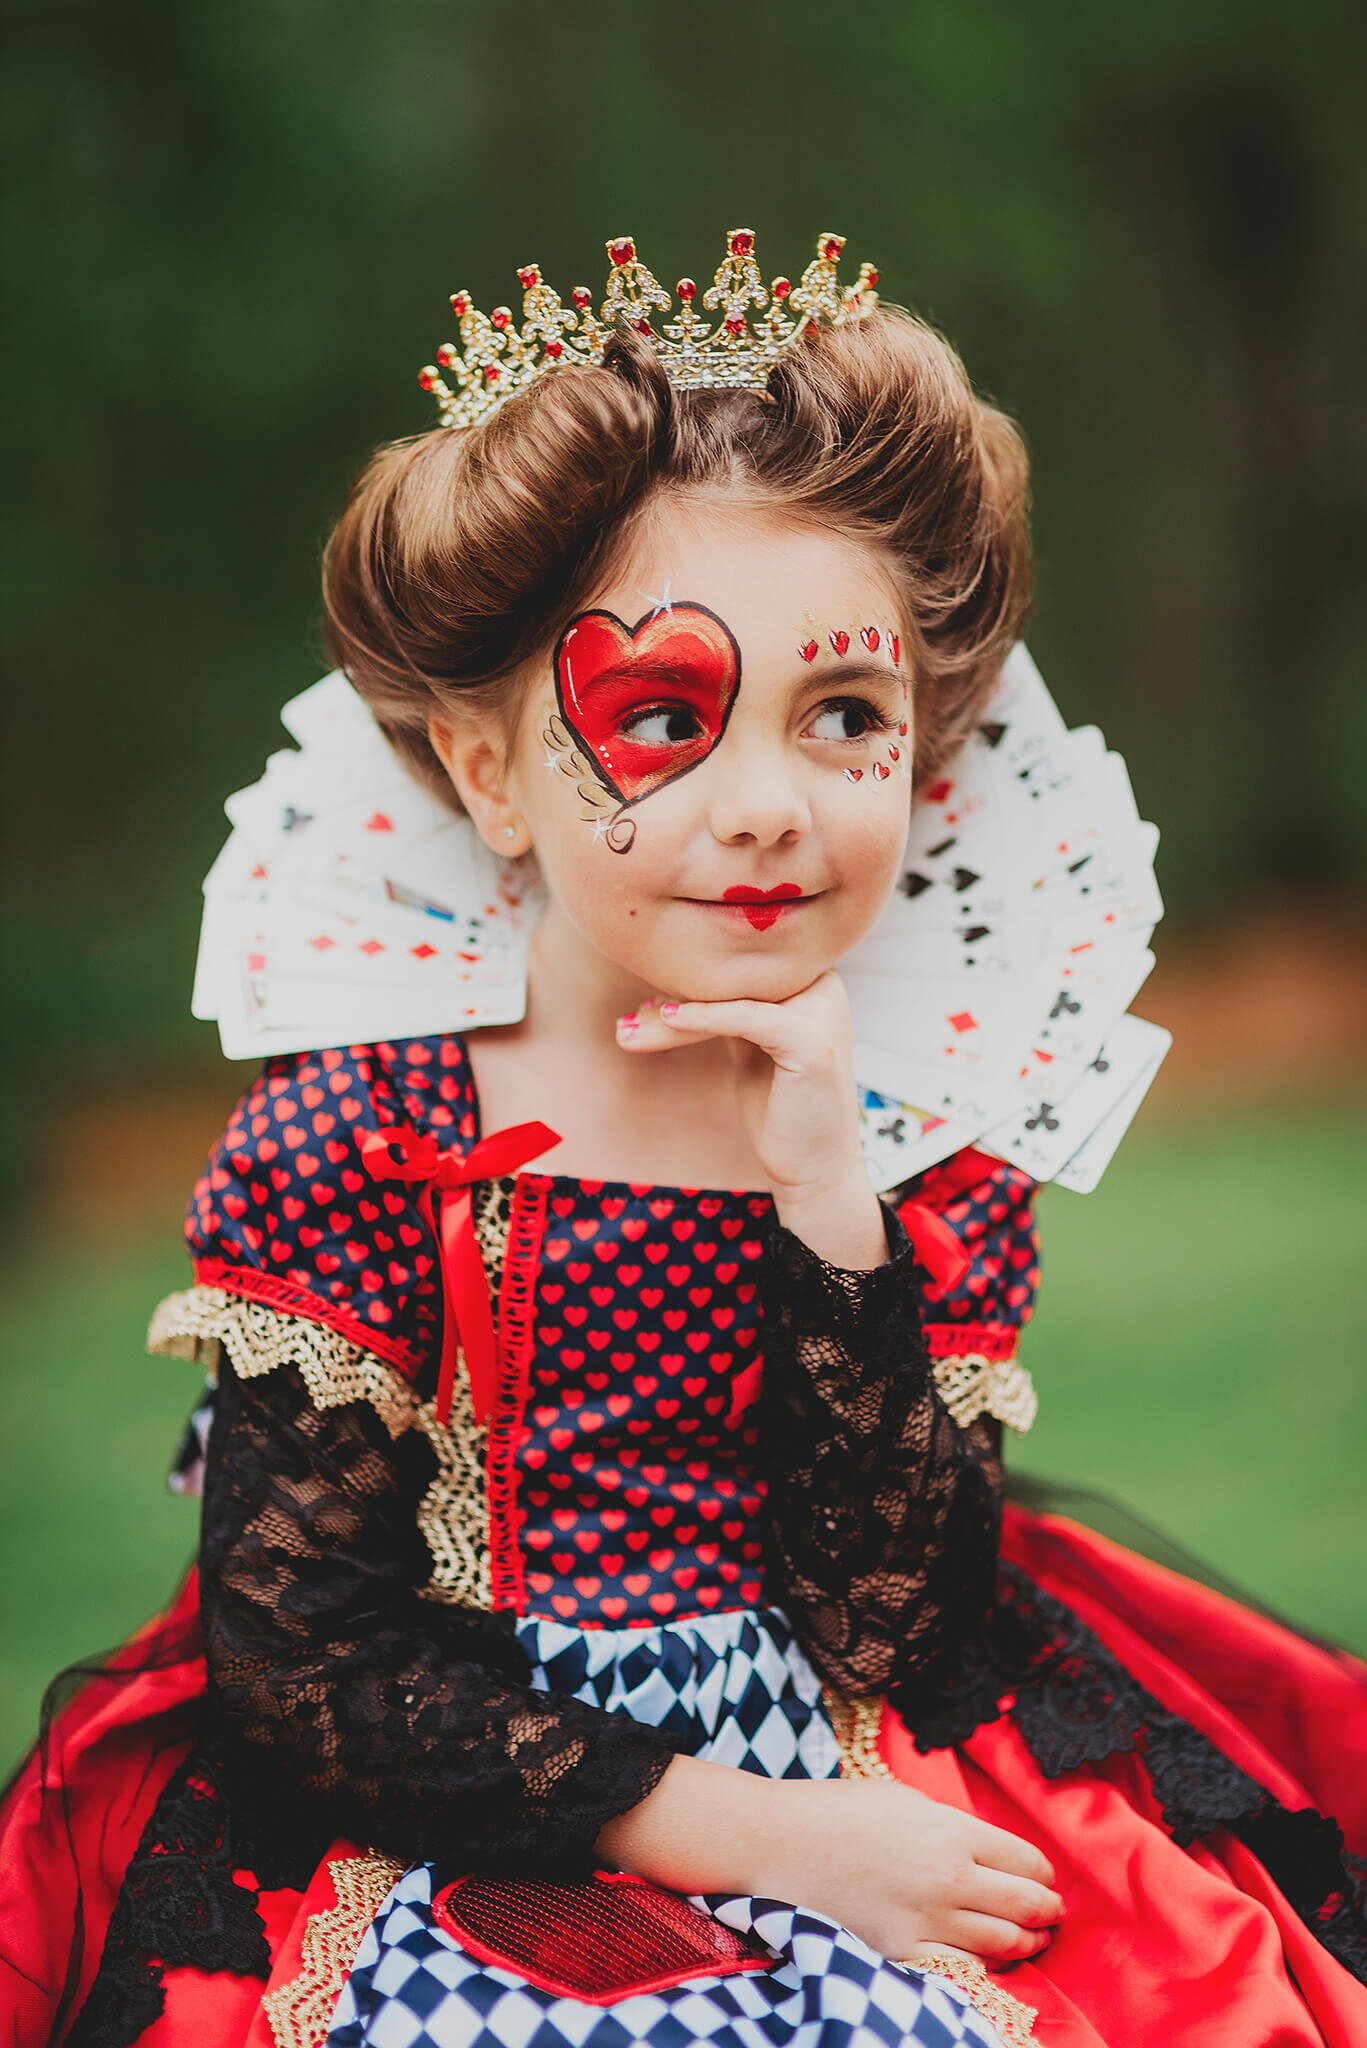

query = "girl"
[{"left": 4, "top": 231, "right": 1366, "bottom": 2048}]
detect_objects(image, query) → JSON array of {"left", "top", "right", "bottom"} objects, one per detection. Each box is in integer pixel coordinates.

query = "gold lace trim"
[
  {"left": 933, "top": 1353, "right": 1037, "bottom": 1435},
  {"left": 828, "top": 1691, "right": 895, "bottom": 1780},
  {"left": 827, "top": 1694, "right": 1038, "bottom": 2043},
  {"left": 149, "top": 1177, "right": 515, "bottom": 1611},
  {"left": 905, "top": 1952, "right": 1038, "bottom": 2044},
  {"left": 147, "top": 1287, "right": 421, "bottom": 1441},
  {"left": 261, "top": 1852, "right": 405, "bottom": 2048}
]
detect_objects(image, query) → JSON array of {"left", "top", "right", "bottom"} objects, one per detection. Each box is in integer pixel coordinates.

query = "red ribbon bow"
[
  {"left": 361, "top": 1120, "right": 561, "bottom": 1424},
  {"left": 898, "top": 1202, "right": 973, "bottom": 1297}
]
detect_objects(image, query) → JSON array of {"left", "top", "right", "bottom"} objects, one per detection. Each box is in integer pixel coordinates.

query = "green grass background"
[{"left": 2, "top": 1106, "right": 1363, "bottom": 1772}]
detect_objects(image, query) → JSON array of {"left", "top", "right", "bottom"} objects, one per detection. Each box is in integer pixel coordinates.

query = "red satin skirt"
[{"left": 5, "top": 1510, "right": 1366, "bottom": 2048}]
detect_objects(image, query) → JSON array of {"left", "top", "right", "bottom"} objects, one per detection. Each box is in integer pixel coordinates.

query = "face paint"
[
  {"left": 722, "top": 883, "right": 803, "bottom": 930},
  {"left": 550, "top": 602, "right": 741, "bottom": 852},
  {"left": 795, "top": 620, "right": 902, "bottom": 667}
]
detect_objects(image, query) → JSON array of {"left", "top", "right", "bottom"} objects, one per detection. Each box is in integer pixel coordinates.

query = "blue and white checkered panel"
[
  {"left": 517, "top": 1606, "right": 843, "bottom": 1782},
  {"left": 327, "top": 1865, "right": 1009, "bottom": 2048}
]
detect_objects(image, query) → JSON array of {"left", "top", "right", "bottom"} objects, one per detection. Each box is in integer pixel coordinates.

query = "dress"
[{"left": 4, "top": 1032, "right": 1366, "bottom": 2048}]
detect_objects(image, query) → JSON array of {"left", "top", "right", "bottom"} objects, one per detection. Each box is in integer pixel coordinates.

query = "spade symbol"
[
  {"left": 978, "top": 721, "right": 1007, "bottom": 748},
  {"left": 1025, "top": 1103, "right": 1060, "bottom": 1133},
  {"left": 951, "top": 867, "right": 981, "bottom": 893},
  {"left": 1089, "top": 1050, "right": 1110, "bottom": 1075},
  {"left": 900, "top": 871, "right": 933, "bottom": 899},
  {"left": 1049, "top": 990, "right": 1083, "bottom": 1020},
  {"left": 958, "top": 925, "right": 991, "bottom": 945}
]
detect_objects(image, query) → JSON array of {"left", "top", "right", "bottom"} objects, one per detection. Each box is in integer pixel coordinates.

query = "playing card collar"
[{"left": 195, "top": 650, "right": 1168, "bottom": 1194}]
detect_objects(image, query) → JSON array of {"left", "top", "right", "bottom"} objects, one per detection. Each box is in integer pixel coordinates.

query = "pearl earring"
[{"left": 503, "top": 825, "right": 517, "bottom": 839}]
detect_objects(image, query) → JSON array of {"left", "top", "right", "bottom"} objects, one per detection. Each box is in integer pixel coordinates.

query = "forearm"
[
  {"left": 595, "top": 1752, "right": 785, "bottom": 1893},
  {"left": 772, "top": 1168, "right": 892, "bottom": 1271}
]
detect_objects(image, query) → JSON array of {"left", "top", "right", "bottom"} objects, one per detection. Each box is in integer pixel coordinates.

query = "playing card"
[
  {"left": 857, "top": 1083, "right": 979, "bottom": 1190},
  {"left": 980, "top": 1012, "right": 1171, "bottom": 1180},
  {"left": 1051, "top": 1021, "right": 1171, "bottom": 1192}
]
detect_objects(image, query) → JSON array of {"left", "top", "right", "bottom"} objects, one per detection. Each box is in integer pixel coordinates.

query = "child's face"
[{"left": 508, "top": 500, "right": 913, "bottom": 1005}]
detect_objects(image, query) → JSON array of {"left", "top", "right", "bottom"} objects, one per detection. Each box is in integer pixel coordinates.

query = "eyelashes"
[
  {"left": 618, "top": 696, "right": 895, "bottom": 749},
  {"left": 806, "top": 697, "right": 897, "bottom": 745}
]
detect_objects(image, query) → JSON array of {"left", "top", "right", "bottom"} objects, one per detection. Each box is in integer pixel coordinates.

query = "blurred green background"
[{"left": 2, "top": 0, "right": 1364, "bottom": 1764}]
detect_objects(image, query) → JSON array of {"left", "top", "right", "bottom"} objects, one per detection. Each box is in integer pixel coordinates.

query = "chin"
[{"left": 669, "top": 952, "right": 833, "bottom": 1004}]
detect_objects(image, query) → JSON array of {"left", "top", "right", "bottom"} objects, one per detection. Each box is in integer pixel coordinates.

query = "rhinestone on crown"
[{"left": 418, "top": 229, "right": 880, "bottom": 430}]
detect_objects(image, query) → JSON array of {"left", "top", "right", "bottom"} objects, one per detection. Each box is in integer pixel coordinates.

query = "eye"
[
  {"left": 619, "top": 703, "right": 704, "bottom": 746},
  {"left": 806, "top": 698, "right": 888, "bottom": 743}
]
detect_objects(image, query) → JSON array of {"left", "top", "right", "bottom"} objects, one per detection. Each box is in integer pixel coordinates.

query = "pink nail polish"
[
  {"left": 660, "top": 1002, "right": 679, "bottom": 1021},
  {"left": 617, "top": 1013, "right": 639, "bottom": 1036}
]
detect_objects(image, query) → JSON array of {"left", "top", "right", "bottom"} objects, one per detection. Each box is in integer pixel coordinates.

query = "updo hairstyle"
[{"left": 322, "top": 308, "right": 1033, "bottom": 801}]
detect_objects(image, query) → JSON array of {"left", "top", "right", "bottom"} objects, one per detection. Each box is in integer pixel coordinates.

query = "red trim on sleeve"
[
  {"left": 922, "top": 1322, "right": 1020, "bottom": 1362},
  {"left": 192, "top": 1257, "right": 424, "bottom": 1380}
]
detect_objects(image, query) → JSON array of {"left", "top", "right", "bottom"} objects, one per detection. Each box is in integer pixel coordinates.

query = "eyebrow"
[{"left": 797, "top": 660, "right": 904, "bottom": 691}]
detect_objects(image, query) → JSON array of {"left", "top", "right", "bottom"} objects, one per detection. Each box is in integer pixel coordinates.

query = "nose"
[{"left": 704, "top": 731, "right": 812, "bottom": 848}]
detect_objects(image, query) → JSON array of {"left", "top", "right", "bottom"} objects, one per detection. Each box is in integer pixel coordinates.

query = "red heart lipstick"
[{"left": 719, "top": 883, "right": 805, "bottom": 930}]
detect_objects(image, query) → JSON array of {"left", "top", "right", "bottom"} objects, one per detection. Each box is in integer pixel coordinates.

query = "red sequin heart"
[{"left": 554, "top": 604, "right": 740, "bottom": 808}]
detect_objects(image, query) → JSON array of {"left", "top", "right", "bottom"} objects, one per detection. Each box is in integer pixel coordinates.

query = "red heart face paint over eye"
[{"left": 554, "top": 604, "right": 741, "bottom": 814}]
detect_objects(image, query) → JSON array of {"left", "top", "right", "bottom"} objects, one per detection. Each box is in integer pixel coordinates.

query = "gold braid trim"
[
  {"left": 409, "top": 1176, "right": 513, "bottom": 1611},
  {"left": 150, "top": 1178, "right": 516, "bottom": 1613},
  {"left": 933, "top": 1353, "right": 1037, "bottom": 1435},
  {"left": 146, "top": 1287, "right": 421, "bottom": 1440},
  {"left": 904, "top": 1953, "right": 1038, "bottom": 2044},
  {"left": 261, "top": 1852, "right": 405, "bottom": 2048},
  {"left": 827, "top": 1693, "right": 1039, "bottom": 2044}
]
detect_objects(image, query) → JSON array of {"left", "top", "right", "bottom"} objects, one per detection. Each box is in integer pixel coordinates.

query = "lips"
[{"left": 720, "top": 883, "right": 804, "bottom": 931}]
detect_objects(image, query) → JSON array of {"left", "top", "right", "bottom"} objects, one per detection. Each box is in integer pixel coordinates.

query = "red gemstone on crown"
[
  {"left": 729, "top": 229, "right": 754, "bottom": 256},
  {"left": 677, "top": 278, "right": 696, "bottom": 301},
  {"left": 451, "top": 293, "right": 470, "bottom": 316},
  {"left": 545, "top": 340, "right": 564, "bottom": 358},
  {"left": 517, "top": 265, "right": 539, "bottom": 289},
  {"left": 865, "top": 268, "right": 879, "bottom": 287},
  {"left": 484, "top": 365, "right": 500, "bottom": 383},
  {"left": 821, "top": 236, "right": 844, "bottom": 261},
  {"left": 572, "top": 285, "right": 592, "bottom": 310},
  {"left": 608, "top": 237, "right": 636, "bottom": 266},
  {"left": 632, "top": 318, "right": 652, "bottom": 335},
  {"left": 436, "top": 343, "right": 457, "bottom": 368},
  {"left": 773, "top": 276, "right": 791, "bottom": 299},
  {"left": 724, "top": 316, "right": 745, "bottom": 336},
  {"left": 491, "top": 307, "right": 511, "bottom": 330},
  {"left": 418, "top": 368, "right": 439, "bottom": 392}
]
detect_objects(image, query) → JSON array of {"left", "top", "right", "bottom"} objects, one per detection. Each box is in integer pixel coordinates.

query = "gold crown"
[{"left": 418, "top": 229, "right": 879, "bottom": 430}]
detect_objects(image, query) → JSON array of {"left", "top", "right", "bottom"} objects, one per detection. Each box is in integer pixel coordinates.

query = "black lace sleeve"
[
  {"left": 758, "top": 1198, "right": 1002, "bottom": 1700},
  {"left": 199, "top": 1359, "right": 679, "bottom": 1878}
]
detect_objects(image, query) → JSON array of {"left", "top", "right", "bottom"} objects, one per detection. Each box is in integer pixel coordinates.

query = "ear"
[{"left": 428, "top": 713, "right": 532, "bottom": 856}]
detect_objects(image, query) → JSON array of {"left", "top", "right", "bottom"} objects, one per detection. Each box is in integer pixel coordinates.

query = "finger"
[
  {"left": 968, "top": 1822, "right": 1056, "bottom": 1890},
  {"left": 959, "top": 1867, "right": 1063, "bottom": 1929},
  {"left": 944, "top": 1912, "right": 1051, "bottom": 1963}
]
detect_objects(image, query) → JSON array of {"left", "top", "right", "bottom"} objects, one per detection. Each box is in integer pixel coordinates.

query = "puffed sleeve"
[
  {"left": 168, "top": 1041, "right": 679, "bottom": 1876},
  {"left": 757, "top": 1150, "right": 1040, "bottom": 1701}
]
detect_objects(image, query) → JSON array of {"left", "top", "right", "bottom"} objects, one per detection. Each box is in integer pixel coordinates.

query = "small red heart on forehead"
[
  {"left": 798, "top": 638, "right": 818, "bottom": 663},
  {"left": 554, "top": 604, "right": 740, "bottom": 808},
  {"left": 890, "top": 634, "right": 901, "bottom": 665},
  {"left": 829, "top": 630, "right": 850, "bottom": 655},
  {"left": 860, "top": 625, "right": 880, "bottom": 651}
]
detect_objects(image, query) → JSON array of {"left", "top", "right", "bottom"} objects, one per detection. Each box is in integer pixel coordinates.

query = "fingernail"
[
  {"left": 617, "top": 1013, "right": 639, "bottom": 1036},
  {"left": 659, "top": 1002, "right": 679, "bottom": 1021}
]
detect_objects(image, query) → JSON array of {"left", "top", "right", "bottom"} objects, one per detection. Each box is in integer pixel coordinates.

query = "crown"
[{"left": 418, "top": 229, "right": 879, "bottom": 431}]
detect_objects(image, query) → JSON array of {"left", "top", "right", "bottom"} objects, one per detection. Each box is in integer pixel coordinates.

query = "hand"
[
  {"left": 754, "top": 1777, "right": 1061, "bottom": 1966},
  {"left": 617, "top": 973, "right": 885, "bottom": 1267},
  {"left": 598, "top": 1759, "right": 1062, "bottom": 1965}
]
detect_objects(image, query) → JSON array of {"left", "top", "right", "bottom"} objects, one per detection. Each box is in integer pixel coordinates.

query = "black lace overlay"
[
  {"left": 66, "top": 1742, "right": 270, "bottom": 2048},
  {"left": 759, "top": 1197, "right": 1003, "bottom": 1701},
  {"left": 198, "top": 1359, "right": 681, "bottom": 1881},
  {"left": 890, "top": 1565, "right": 1367, "bottom": 1985}
]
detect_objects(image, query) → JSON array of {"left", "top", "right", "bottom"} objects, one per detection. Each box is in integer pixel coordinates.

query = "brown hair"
[{"left": 322, "top": 307, "right": 1032, "bottom": 799}]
